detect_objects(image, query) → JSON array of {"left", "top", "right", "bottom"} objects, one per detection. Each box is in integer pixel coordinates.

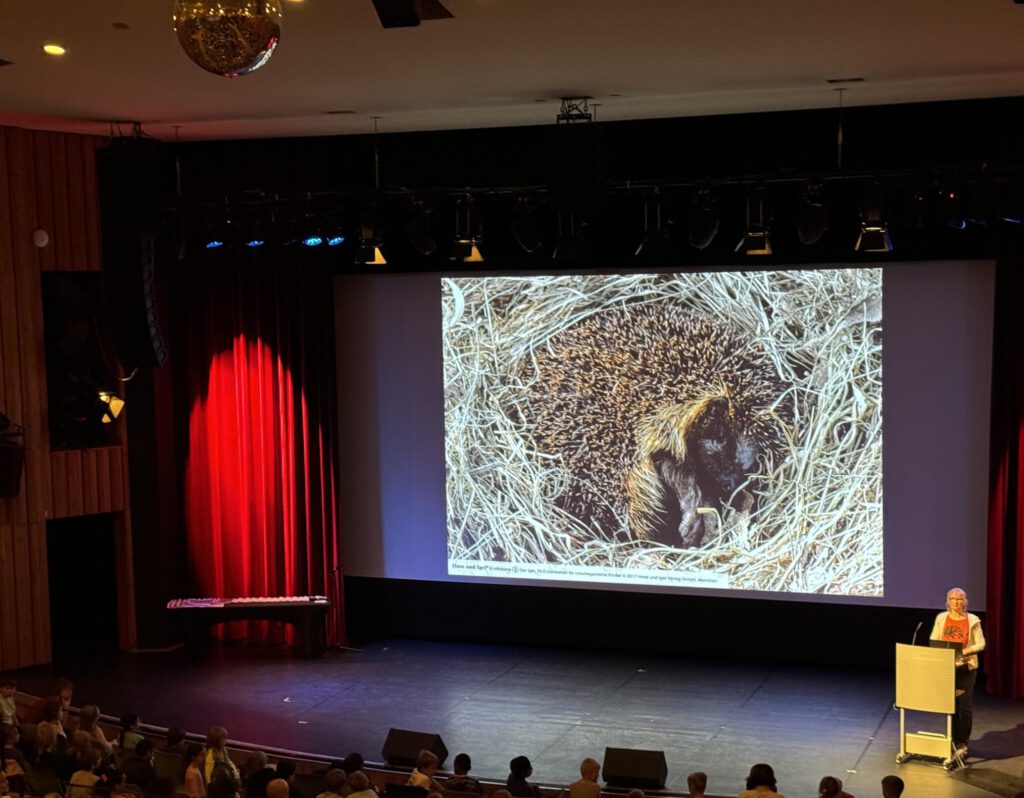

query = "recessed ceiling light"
[
  {"left": 325, "top": 109, "right": 355, "bottom": 115},
  {"left": 42, "top": 43, "right": 67, "bottom": 56},
  {"left": 826, "top": 77, "right": 865, "bottom": 84},
  {"left": 112, "top": 22, "right": 130, "bottom": 30}
]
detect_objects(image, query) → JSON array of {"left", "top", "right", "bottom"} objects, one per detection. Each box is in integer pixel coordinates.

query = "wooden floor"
[{"left": 14, "top": 639, "right": 1024, "bottom": 798}]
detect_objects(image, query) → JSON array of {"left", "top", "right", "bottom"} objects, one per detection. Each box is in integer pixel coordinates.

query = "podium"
[{"left": 894, "top": 643, "right": 958, "bottom": 767}]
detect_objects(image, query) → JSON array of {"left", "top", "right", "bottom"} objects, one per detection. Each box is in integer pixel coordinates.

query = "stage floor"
[{"left": 14, "top": 639, "right": 1024, "bottom": 798}]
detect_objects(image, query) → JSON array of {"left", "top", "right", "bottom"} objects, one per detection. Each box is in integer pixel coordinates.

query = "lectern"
[{"left": 894, "top": 643, "right": 957, "bottom": 767}]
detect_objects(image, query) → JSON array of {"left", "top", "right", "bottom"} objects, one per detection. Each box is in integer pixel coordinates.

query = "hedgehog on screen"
[{"left": 519, "top": 303, "right": 790, "bottom": 548}]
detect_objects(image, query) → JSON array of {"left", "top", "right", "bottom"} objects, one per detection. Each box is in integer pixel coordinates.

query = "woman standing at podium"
[{"left": 929, "top": 587, "right": 985, "bottom": 758}]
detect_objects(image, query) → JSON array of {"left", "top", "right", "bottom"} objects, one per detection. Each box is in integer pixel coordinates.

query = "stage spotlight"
[
  {"left": 797, "top": 184, "right": 829, "bottom": 245},
  {"left": 97, "top": 391, "right": 125, "bottom": 425},
  {"left": 855, "top": 185, "right": 893, "bottom": 253},
  {"left": 357, "top": 221, "right": 386, "bottom": 265},
  {"left": 552, "top": 211, "right": 587, "bottom": 263},
  {"left": 635, "top": 190, "right": 674, "bottom": 262},
  {"left": 689, "top": 188, "right": 719, "bottom": 250},
  {"left": 510, "top": 196, "right": 544, "bottom": 254},
  {"left": 452, "top": 196, "right": 484, "bottom": 264},
  {"left": 736, "top": 193, "right": 772, "bottom": 255},
  {"left": 201, "top": 204, "right": 234, "bottom": 250},
  {"left": 406, "top": 201, "right": 437, "bottom": 256},
  {"left": 326, "top": 235, "right": 345, "bottom": 247}
]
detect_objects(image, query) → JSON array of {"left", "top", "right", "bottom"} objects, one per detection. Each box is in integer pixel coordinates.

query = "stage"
[{"left": 15, "top": 639, "right": 1024, "bottom": 798}]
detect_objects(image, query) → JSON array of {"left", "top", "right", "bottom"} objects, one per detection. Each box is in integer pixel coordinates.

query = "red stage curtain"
[
  {"left": 986, "top": 237, "right": 1024, "bottom": 697},
  {"left": 181, "top": 248, "right": 344, "bottom": 646}
]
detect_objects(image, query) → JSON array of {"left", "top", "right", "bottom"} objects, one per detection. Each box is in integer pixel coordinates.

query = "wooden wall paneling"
[
  {"left": 2, "top": 130, "right": 31, "bottom": 528},
  {"left": 28, "top": 520, "right": 50, "bottom": 663},
  {"left": 96, "top": 447, "right": 111, "bottom": 513},
  {"left": 50, "top": 451, "right": 69, "bottom": 519},
  {"left": 82, "top": 447, "right": 99, "bottom": 516},
  {"left": 0, "top": 524, "right": 17, "bottom": 670},
  {"left": 10, "top": 130, "right": 53, "bottom": 530},
  {"left": 11, "top": 522, "right": 36, "bottom": 663},
  {"left": 109, "top": 448, "right": 124, "bottom": 512},
  {"left": 81, "top": 138, "right": 103, "bottom": 270},
  {"left": 0, "top": 131, "right": 11, "bottom": 529},
  {"left": 65, "top": 449, "right": 83, "bottom": 517},
  {"left": 32, "top": 132, "right": 56, "bottom": 273},
  {"left": 64, "top": 135, "right": 89, "bottom": 269},
  {"left": 47, "top": 133, "right": 73, "bottom": 271}
]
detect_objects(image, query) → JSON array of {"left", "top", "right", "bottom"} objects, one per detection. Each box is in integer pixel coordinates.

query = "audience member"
[
  {"left": 879, "top": 776, "right": 903, "bottom": 798},
  {"left": 408, "top": 751, "right": 443, "bottom": 793},
  {"left": 341, "top": 754, "right": 365, "bottom": 777},
  {"left": 275, "top": 758, "right": 305, "bottom": 798},
  {"left": 316, "top": 769, "right": 348, "bottom": 798},
  {"left": 123, "top": 739, "right": 158, "bottom": 790},
  {"left": 345, "top": 771, "right": 376, "bottom": 798},
  {"left": 165, "top": 727, "right": 189, "bottom": 755},
  {"left": 819, "top": 776, "right": 854, "bottom": 798},
  {"left": 0, "top": 678, "right": 17, "bottom": 727},
  {"left": 38, "top": 699, "right": 69, "bottom": 743},
  {"left": 77, "top": 705, "right": 114, "bottom": 756},
  {"left": 738, "top": 763, "right": 784, "bottom": 798},
  {"left": 1, "top": 725, "right": 27, "bottom": 772},
  {"left": 506, "top": 756, "right": 541, "bottom": 798},
  {"left": 208, "top": 764, "right": 242, "bottom": 798},
  {"left": 203, "top": 727, "right": 240, "bottom": 785},
  {"left": 241, "top": 751, "right": 273, "bottom": 798},
  {"left": 117, "top": 713, "right": 144, "bottom": 756},
  {"left": 26, "top": 679, "right": 73, "bottom": 729},
  {"left": 626, "top": 790, "right": 644, "bottom": 798},
  {"left": 446, "top": 753, "right": 481, "bottom": 794},
  {"left": 492, "top": 790, "right": 512, "bottom": 798},
  {"left": 267, "top": 779, "right": 290, "bottom": 798},
  {"left": 184, "top": 744, "right": 206, "bottom": 798},
  {"left": 66, "top": 747, "right": 103, "bottom": 798},
  {"left": 568, "top": 758, "right": 601, "bottom": 798},
  {"left": 687, "top": 772, "right": 707, "bottom": 798}
]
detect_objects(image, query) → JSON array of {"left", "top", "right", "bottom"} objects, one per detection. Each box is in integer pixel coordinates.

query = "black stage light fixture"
[
  {"left": 552, "top": 210, "right": 588, "bottom": 263},
  {"left": 797, "top": 183, "right": 829, "bottom": 245},
  {"left": 452, "top": 196, "right": 484, "bottom": 263},
  {"left": 855, "top": 184, "right": 893, "bottom": 253},
  {"left": 510, "top": 196, "right": 544, "bottom": 254},
  {"left": 634, "top": 189, "right": 674, "bottom": 262},
  {"left": 406, "top": 200, "right": 437, "bottom": 256},
  {"left": 736, "top": 192, "right": 772, "bottom": 255},
  {"left": 689, "top": 188, "right": 719, "bottom": 250}
]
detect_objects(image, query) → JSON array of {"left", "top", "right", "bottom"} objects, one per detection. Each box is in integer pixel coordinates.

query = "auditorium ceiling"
[{"left": 0, "top": 1, "right": 1023, "bottom": 141}]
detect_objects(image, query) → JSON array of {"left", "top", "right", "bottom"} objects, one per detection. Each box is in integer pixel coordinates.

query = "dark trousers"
[{"left": 953, "top": 666, "right": 977, "bottom": 746}]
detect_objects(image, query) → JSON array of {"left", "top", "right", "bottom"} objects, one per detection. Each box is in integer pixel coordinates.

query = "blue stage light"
[
  {"left": 246, "top": 239, "right": 265, "bottom": 248},
  {"left": 302, "top": 236, "right": 323, "bottom": 247},
  {"left": 327, "top": 235, "right": 345, "bottom": 247},
  {"left": 205, "top": 240, "right": 225, "bottom": 249}
]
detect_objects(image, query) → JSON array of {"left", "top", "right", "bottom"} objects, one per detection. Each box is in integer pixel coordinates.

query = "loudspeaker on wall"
[{"left": 97, "top": 138, "right": 169, "bottom": 369}]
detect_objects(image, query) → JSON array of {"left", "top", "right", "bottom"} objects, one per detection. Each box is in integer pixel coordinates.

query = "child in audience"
[
  {"left": 241, "top": 751, "right": 273, "bottom": 798},
  {"left": 738, "top": 764, "right": 783, "bottom": 798},
  {"left": 445, "top": 753, "right": 481, "bottom": 794},
  {"left": 77, "top": 705, "right": 114, "bottom": 756},
  {"left": 686, "top": 772, "right": 707, "bottom": 798},
  {"left": 880, "top": 776, "right": 903, "bottom": 798},
  {"left": 626, "top": 790, "right": 644, "bottom": 798},
  {"left": 568, "top": 757, "right": 600, "bottom": 798},
  {"left": 182, "top": 744, "right": 204, "bottom": 798},
  {"left": 203, "top": 727, "right": 239, "bottom": 785},
  {"left": 67, "top": 747, "right": 103, "bottom": 798},
  {"left": 1, "top": 725, "right": 27, "bottom": 772},
  {"left": 123, "top": 739, "right": 158, "bottom": 790},
  {"left": 407, "top": 751, "right": 443, "bottom": 793},
  {"left": 343, "top": 772, "right": 375, "bottom": 798},
  {"left": 818, "top": 776, "right": 854, "bottom": 798},
  {"left": 0, "top": 678, "right": 17, "bottom": 726},
  {"left": 165, "top": 727, "right": 188, "bottom": 755},
  {"left": 315, "top": 769, "right": 347, "bottom": 798},
  {"left": 117, "top": 713, "right": 144, "bottom": 755},
  {"left": 506, "top": 756, "right": 541, "bottom": 798},
  {"left": 27, "top": 679, "right": 73, "bottom": 729}
]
